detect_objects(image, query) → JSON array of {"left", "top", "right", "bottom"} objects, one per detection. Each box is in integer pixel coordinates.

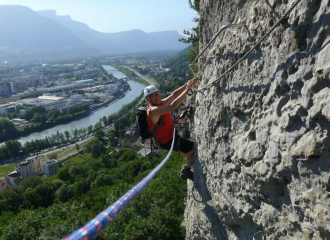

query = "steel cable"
[{"left": 191, "top": 0, "right": 303, "bottom": 95}]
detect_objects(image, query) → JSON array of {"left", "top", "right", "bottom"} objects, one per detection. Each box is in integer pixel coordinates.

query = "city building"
[
  {"left": 79, "top": 99, "right": 95, "bottom": 105},
  {"left": 5, "top": 171, "right": 23, "bottom": 187},
  {"left": 74, "top": 69, "right": 100, "bottom": 79},
  {"left": 106, "top": 85, "right": 120, "bottom": 95},
  {"left": 43, "top": 92, "right": 63, "bottom": 97},
  {"left": 17, "top": 98, "right": 67, "bottom": 111},
  {"left": 73, "top": 79, "right": 94, "bottom": 86},
  {"left": 0, "top": 181, "right": 11, "bottom": 192},
  {"left": 70, "top": 94, "right": 83, "bottom": 102},
  {"left": 38, "top": 96, "right": 64, "bottom": 101},
  {"left": 8, "top": 82, "right": 15, "bottom": 93},
  {"left": 32, "top": 155, "right": 46, "bottom": 175},
  {"left": 14, "top": 155, "right": 46, "bottom": 179},
  {"left": 0, "top": 82, "right": 11, "bottom": 96},
  {"left": 10, "top": 75, "right": 46, "bottom": 93},
  {"left": 125, "top": 137, "right": 138, "bottom": 148},
  {"left": 11, "top": 118, "right": 29, "bottom": 127},
  {"left": 80, "top": 85, "right": 105, "bottom": 93},
  {"left": 137, "top": 147, "right": 151, "bottom": 157},
  {"left": 19, "top": 109, "right": 25, "bottom": 115},
  {"left": 43, "top": 159, "right": 60, "bottom": 176},
  {"left": 0, "top": 102, "right": 16, "bottom": 115},
  {"left": 47, "top": 84, "right": 74, "bottom": 92},
  {"left": 15, "top": 161, "right": 34, "bottom": 179}
]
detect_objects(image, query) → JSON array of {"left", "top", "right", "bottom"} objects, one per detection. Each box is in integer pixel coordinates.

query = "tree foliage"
[
  {"left": 0, "top": 147, "right": 187, "bottom": 239},
  {"left": 5, "top": 140, "right": 21, "bottom": 158},
  {"left": 68, "top": 104, "right": 89, "bottom": 115},
  {"left": 85, "top": 139, "right": 106, "bottom": 158}
]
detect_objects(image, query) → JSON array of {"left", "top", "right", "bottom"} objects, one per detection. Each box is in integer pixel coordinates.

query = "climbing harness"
[
  {"left": 63, "top": 129, "right": 176, "bottom": 240},
  {"left": 187, "top": 0, "right": 303, "bottom": 96},
  {"left": 178, "top": 100, "right": 194, "bottom": 119},
  {"left": 149, "top": 115, "right": 164, "bottom": 160}
]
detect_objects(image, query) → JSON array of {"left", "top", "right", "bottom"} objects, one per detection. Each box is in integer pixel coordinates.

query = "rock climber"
[{"left": 144, "top": 79, "right": 196, "bottom": 180}]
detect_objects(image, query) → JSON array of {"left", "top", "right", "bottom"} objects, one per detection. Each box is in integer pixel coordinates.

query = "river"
[
  {"left": 102, "top": 65, "right": 127, "bottom": 79},
  {"left": 15, "top": 66, "right": 146, "bottom": 145}
]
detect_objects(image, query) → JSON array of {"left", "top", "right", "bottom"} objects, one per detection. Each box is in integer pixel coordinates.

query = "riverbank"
[
  {"left": 90, "top": 83, "right": 131, "bottom": 113},
  {"left": 0, "top": 110, "right": 92, "bottom": 144},
  {"left": 14, "top": 80, "right": 146, "bottom": 145},
  {"left": 0, "top": 79, "right": 131, "bottom": 145}
]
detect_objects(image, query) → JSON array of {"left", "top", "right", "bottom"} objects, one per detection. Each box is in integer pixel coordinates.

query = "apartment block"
[
  {"left": 14, "top": 161, "right": 33, "bottom": 179},
  {"left": 43, "top": 159, "right": 60, "bottom": 176},
  {"left": 0, "top": 102, "right": 16, "bottom": 115},
  {"left": 14, "top": 155, "right": 46, "bottom": 179},
  {"left": 0, "top": 82, "right": 11, "bottom": 96},
  {"left": 5, "top": 171, "right": 23, "bottom": 187}
]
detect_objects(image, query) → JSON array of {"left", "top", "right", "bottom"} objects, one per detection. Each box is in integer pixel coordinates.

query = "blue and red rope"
[{"left": 63, "top": 129, "right": 176, "bottom": 240}]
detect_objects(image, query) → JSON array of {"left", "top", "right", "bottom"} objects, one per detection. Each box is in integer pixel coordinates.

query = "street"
[{"left": 122, "top": 66, "right": 157, "bottom": 85}]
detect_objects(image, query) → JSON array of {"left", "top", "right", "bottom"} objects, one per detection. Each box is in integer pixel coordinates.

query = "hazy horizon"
[{"left": 0, "top": 0, "right": 197, "bottom": 35}]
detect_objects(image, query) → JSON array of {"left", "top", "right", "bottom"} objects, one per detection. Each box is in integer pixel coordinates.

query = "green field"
[{"left": 0, "top": 163, "right": 16, "bottom": 180}]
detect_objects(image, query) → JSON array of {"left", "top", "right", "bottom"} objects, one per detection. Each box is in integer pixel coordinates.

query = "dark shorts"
[{"left": 159, "top": 134, "right": 194, "bottom": 153}]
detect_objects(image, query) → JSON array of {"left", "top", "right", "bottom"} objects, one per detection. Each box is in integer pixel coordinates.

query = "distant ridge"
[
  {"left": 0, "top": 6, "right": 189, "bottom": 61},
  {"left": 37, "top": 9, "right": 187, "bottom": 54},
  {"left": 0, "top": 6, "right": 97, "bottom": 61},
  {"left": 0, "top": 6, "right": 84, "bottom": 48}
]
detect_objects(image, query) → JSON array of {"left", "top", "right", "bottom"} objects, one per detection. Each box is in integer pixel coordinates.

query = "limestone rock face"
[{"left": 185, "top": 0, "right": 330, "bottom": 239}]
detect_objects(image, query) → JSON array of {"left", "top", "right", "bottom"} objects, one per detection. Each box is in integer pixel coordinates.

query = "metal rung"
[{"left": 189, "top": 22, "right": 251, "bottom": 77}]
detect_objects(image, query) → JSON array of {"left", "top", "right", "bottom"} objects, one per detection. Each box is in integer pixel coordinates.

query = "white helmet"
[{"left": 144, "top": 85, "right": 159, "bottom": 97}]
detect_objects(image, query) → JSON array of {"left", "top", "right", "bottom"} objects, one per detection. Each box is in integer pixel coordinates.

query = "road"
[
  {"left": 122, "top": 66, "right": 157, "bottom": 85},
  {"left": 0, "top": 135, "right": 95, "bottom": 167}
]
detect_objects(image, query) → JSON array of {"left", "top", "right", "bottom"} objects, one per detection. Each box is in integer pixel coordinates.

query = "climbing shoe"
[{"left": 180, "top": 165, "right": 194, "bottom": 180}]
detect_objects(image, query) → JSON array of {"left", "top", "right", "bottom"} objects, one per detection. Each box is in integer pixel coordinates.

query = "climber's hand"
[{"left": 186, "top": 78, "right": 197, "bottom": 90}]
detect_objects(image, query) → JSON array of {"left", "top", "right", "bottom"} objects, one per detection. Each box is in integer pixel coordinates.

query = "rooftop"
[
  {"left": 137, "top": 147, "right": 151, "bottom": 157},
  {"left": 0, "top": 102, "right": 16, "bottom": 108},
  {"left": 44, "top": 159, "right": 58, "bottom": 165},
  {"left": 17, "top": 98, "right": 66, "bottom": 107},
  {"left": 18, "top": 161, "right": 30, "bottom": 166},
  {"left": 73, "top": 79, "right": 94, "bottom": 84},
  {"left": 6, "top": 171, "right": 23, "bottom": 185},
  {"left": 38, "top": 96, "right": 64, "bottom": 101},
  {"left": 0, "top": 181, "right": 11, "bottom": 192}
]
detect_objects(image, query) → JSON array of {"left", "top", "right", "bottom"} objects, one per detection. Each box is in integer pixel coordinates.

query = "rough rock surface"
[{"left": 185, "top": 0, "right": 330, "bottom": 239}]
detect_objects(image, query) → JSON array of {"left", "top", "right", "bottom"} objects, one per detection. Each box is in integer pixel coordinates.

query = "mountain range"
[{"left": 0, "top": 6, "right": 188, "bottom": 61}]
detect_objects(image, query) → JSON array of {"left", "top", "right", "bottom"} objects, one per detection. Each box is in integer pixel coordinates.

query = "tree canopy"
[{"left": 0, "top": 148, "right": 187, "bottom": 239}]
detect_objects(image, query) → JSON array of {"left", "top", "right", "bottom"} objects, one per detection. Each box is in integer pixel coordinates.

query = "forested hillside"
[
  {"left": 157, "top": 45, "right": 193, "bottom": 93},
  {"left": 0, "top": 149, "right": 187, "bottom": 239}
]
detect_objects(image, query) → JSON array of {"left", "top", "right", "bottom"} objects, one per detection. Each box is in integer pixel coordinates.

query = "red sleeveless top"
[{"left": 146, "top": 105, "right": 174, "bottom": 144}]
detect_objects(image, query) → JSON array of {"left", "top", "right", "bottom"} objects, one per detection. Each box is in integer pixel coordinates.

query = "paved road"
[
  {"left": 122, "top": 66, "right": 157, "bottom": 85},
  {"left": 0, "top": 135, "right": 95, "bottom": 167}
]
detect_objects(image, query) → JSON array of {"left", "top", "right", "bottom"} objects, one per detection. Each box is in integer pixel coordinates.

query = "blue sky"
[{"left": 0, "top": 0, "right": 198, "bottom": 35}]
